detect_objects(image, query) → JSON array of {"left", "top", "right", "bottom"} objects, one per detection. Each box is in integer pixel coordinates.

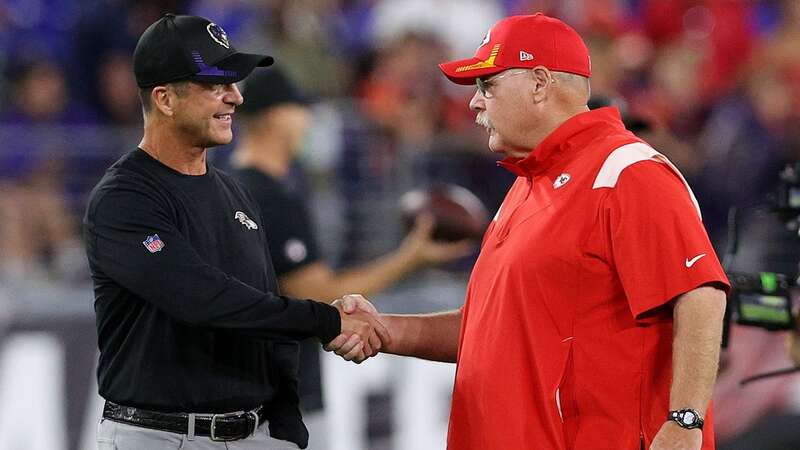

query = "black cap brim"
[{"left": 190, "top": 52, "right": 274, "bottom": 85}]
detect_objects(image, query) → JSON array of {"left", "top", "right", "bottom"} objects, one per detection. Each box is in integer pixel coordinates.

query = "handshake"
[{"left": 326, "top": 294, "right": 390, "bottom": 364}]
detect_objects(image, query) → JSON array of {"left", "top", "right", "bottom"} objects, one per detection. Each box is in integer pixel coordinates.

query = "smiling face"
[{"left": 170, "top": 81, "right": 244, "bottom": 147}]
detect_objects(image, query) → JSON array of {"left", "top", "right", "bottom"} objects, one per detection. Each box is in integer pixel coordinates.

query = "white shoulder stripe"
[
  {"left": 592, "top": 142, "right": 702, "bottom": 219},
  {"left": 592, "top": 142, "right": 657, "bottom": 189}
]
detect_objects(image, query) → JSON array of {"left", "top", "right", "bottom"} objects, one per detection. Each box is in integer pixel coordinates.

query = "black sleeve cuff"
[{"left": 310, "top": 301, "right": 341, "bottom": 344}]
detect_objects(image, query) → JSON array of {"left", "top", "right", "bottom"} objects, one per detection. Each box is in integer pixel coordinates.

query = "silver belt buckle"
[{"left": 209, "top": 411, "right": 241, "bottom": 442}]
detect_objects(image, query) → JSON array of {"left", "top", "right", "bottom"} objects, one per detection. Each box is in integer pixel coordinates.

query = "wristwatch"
[{"left": 668, "top": 409, "right": 704, "bottom": 430}]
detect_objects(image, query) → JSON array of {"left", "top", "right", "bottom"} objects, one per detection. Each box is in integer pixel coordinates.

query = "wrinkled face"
[
  {"left": 171, "top": 82, "right": 244, "bottom": 147},
  {"left": 469, "top": 69, "right": 536, "bottom": 159}
]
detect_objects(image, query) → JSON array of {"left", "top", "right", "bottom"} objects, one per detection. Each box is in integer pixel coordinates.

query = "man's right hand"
[{"left": 328, "top": 296, "right": 390, "bottom": 363}]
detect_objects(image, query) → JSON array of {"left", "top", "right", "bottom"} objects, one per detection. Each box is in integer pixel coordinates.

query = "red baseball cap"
[{"left": 439, "top": 13, "right": 591, "bottom": 85}]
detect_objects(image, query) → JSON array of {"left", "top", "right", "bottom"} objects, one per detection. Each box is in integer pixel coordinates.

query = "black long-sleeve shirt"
[
  {"left": 232, "top": 167, "right": 326, "bottom": 413},
  {"left": 83, "top": 149, "right": 340, "bottom": 446}
]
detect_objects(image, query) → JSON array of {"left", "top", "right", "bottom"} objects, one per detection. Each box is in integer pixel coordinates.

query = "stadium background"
[{"left": 1, "top": 0, "right": 800, "bottom": 448}]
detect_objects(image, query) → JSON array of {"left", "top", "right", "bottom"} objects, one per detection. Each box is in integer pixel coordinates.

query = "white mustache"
[{"left": 475, "top": 113, "right": 493, "bottom": 130}]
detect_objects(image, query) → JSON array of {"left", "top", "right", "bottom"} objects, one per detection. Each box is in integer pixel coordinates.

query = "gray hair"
[{"left": 552, "top": 71, "right": 591, "bottom": 100}]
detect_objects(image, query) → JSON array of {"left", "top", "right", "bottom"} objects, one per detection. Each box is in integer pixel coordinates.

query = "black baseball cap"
[
  {"left": 133, "top": 13, "right": 273, "bottom": 88},
  {"left": 239, "top": 68, "right": 309, "bottom": 116}
]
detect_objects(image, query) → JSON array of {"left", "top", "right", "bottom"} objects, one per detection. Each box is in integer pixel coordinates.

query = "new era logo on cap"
[{"left": 439, "top": 13, "right": 591, "bottom": 85}]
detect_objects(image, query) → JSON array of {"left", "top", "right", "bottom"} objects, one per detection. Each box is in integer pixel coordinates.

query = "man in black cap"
[
  {"left": 84, "top": 14, "right": 389, "bottom": 449},
  {"left": 231, "top": 68, "right": 473, "bottom": 449}
]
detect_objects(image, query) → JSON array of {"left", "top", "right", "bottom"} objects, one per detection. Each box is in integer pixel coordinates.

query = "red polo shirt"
[{"left": 447, "top": 107, "right": 728, "bottom": 450}]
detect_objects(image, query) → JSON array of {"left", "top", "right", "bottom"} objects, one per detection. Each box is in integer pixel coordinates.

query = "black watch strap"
[{"left": 668, "top": 409, "right": 704, "bottom": 430}]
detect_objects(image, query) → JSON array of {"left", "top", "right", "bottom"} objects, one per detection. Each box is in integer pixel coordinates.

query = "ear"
[
  {"left": 530, "top": 67, "right": 556, "bottom": 103},
  {"left": 151, "top": 86, "right": 175, "bottom": 117}
]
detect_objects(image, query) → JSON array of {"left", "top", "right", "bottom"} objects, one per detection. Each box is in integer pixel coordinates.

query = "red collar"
[{"left": 497, "top": 107, "right": 627, "bottom": 177}]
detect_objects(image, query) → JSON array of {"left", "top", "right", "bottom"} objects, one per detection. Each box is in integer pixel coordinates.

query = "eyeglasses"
[{"left": 475, "top": 69, "right": 531, "bottom": 98}]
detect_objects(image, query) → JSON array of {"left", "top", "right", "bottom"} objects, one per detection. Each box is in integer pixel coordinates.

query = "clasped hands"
[{"left": 326, "top": 294, "right": 389, "bottom": 364}]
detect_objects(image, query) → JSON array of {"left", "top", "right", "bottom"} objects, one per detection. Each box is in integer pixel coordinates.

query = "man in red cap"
[{"left": 329, "top": 13, "right": 728, "bottom": 450}]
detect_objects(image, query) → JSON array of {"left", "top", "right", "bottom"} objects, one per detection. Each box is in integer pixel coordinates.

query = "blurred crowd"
[{"left": 2, "top": 0, "right": 800, "bottom": 447}]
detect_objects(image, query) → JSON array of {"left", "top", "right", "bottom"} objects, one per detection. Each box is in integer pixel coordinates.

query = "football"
[{"left": 399, "top": 184, "right": 490, "bottom": 242}]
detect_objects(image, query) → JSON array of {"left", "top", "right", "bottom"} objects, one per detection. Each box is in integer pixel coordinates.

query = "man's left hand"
[{"left": 649, "top": 421, "right": 702, "bottom": 450}]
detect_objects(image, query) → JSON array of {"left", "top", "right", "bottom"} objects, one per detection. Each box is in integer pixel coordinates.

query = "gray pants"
[
  {"left": 302, "top": 410, "right": 328, "bottom": 450},
  {"left": 97, "top": 418, "right": 301, "bottom": 450}
]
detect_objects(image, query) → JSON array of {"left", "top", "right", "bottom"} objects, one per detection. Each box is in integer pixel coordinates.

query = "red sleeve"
[{"left": 606, "top": 160, "right": 730, "bottom": 319}]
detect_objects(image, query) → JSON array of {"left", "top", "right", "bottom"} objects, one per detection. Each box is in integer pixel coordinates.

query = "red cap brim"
[{"left": 438, "top": 57, "right": 508, "bottom": 85}]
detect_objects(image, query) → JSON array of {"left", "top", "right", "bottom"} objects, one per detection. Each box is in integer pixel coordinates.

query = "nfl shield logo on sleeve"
[{"left": 142, "top": 234, "right": 165, "bottom": 253}]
